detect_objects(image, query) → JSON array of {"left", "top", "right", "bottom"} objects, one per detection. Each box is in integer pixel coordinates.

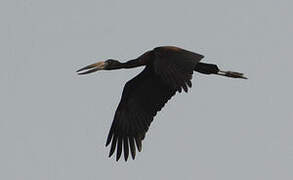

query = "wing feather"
[
  {"left": 105, "top": 46, "right": 203, "bottom": 161},
  {"left": 106, "top": 67, "right": 176, "bottom": 161},
  {"left": 153, "top": 46, "right": 203, "bottom": 91}
]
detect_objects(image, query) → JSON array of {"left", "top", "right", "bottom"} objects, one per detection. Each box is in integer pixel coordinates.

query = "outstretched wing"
[
  {"left": 105, "top": 46, "right": 204, "bottom": 161},
  {"left": 153, "top": 46, "right": 204, "bottom": 92},
  {"left": 106, "top": 67, "right": 176, "bottom": 161}
]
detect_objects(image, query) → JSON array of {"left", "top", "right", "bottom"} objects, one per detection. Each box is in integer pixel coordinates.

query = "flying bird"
[{"left": 77, "top": 46, "right": 247, "bottom": 161}]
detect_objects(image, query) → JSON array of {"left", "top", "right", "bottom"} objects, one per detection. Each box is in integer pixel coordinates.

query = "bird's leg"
[
  {"left": 194, "top": 62, "right": 247, "bottom": 79},
  {"left": 217, "top": 70, "right": 248, "bottom": 79}
]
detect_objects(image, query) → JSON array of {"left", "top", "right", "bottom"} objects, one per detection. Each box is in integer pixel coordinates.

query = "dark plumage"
[{"left": 77, "top": 46, "right": 247, "bottom": 161}]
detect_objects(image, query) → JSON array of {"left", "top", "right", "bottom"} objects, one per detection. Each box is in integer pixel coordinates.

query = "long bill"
[{"left": 76, "top": 61, "right": 106, "bottom": 75}]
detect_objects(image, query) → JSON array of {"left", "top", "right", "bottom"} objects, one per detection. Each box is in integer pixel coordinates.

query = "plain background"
[{"left": 1, "top": 0, "right": 292, "bottom": 179}]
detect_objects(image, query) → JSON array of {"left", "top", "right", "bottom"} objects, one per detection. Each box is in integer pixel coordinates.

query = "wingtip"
[
  {"left": 124, "top": 156, "right": 128, "bottom": 162},
  {"left": 108, "top": 151, "right": 114, "bottom": 158}
]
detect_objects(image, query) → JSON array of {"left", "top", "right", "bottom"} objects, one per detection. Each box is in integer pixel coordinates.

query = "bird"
[{"left": 77, "top": 46, "right": 247, "bottom": 161}]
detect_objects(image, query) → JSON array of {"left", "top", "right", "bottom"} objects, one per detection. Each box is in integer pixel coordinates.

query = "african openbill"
[{"left": 77, "top": 46, "right": 247, "bottom": 161}]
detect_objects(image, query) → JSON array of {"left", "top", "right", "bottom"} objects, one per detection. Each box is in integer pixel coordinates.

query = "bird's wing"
[
  {"left": 153, "top": 46, "right": 204, "bottom": 92},
  {"left": 105, "top": 67, "right": 176, "bottom": 161}
]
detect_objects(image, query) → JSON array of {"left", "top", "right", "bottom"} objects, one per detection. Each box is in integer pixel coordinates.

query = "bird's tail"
[{"left": 194, "top": 62, "right": 247, "bottom": 79}]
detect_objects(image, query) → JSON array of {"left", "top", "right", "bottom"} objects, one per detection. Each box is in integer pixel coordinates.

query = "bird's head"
[{"left": 77, "top": 59, "right": 121, "bottom": 75}]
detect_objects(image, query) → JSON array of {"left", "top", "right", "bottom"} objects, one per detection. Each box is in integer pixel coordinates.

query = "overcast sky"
[{"left": 1, "top": 0, "right": 293, "bottom": 179}]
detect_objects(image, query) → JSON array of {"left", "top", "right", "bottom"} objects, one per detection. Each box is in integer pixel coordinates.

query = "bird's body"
[{"left": 77, "top": 46, "right": 247, "bottom": 161}]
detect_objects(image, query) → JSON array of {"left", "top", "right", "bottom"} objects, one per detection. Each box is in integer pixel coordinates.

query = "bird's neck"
[{"left": 121, "top": 59, "right": 144, "bottom": 69}]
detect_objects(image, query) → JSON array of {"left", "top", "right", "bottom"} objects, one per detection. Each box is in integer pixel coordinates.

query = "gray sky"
[{"left": 1, "top": 0, "right": 293, "bottom": 179}]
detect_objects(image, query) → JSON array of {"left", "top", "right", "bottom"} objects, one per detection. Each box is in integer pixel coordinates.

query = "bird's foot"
[{"left": 217, "top": 70, "right": 248, "bottom": 79}]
